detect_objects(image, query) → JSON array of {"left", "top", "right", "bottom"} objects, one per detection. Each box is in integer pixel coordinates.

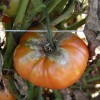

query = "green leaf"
[
  {"left": 3, "top": 33, "right": 15, "bottom": 68},
  {"left": 34, "top": 87, "right": 43, "bottom": 100},
  {"left": 55, "top": 0, "right": 68, "bottom": 14},
  {"left": 67, "top": 18, "right": 86, "bottom": 30},
  {"left": 26, "top": 81, "right": 43, "bottom": 100},
  {"left": 54, "top": 90, "right": 64, "bottom": 100},
  {"left": 21, "top": 0, "right": 46, "bottom": 30},
  {"left": 14, "top": 0, "right": 29, "bottom": 26},
  {"left": 87, "top": 75, "right": 100, "bottom": 83},
  {"left": 9, "top": 75, "right": 22, "bottom": 100},
  {"left": 26, "top": 81, "right": 35, "bottom": 100},
  {"left": 51, "top": 0, "right": 75, "bottom": 26},
  {"left": 41, "top": 0, "right": 61, "bottom": 20}
]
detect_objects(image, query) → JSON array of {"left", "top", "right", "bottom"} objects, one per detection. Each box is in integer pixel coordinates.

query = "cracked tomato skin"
[{"left": 13, "top": 26, "right": 89, "bottom": 89}]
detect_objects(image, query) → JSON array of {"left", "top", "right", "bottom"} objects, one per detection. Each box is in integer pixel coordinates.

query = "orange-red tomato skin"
[
  {"left": 14, "top": 26, "right": 89, "bottom": 89},
  {"left": 0, "top": 90, "right": 15, "bottom": 100},
  {"left": 0, "top": 79, "right": 16, "bottom": 100}
]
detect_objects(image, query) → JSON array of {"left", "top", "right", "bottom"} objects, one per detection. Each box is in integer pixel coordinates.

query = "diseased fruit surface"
[{"left": 13, "top": 25, "right": 89, "bottom": 89}]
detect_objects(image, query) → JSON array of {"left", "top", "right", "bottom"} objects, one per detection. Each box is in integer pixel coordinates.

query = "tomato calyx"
[
  {"left": 43, "top": 43, "right": 54, "bottom": 54},
  {"left": 24, "top": 35, "right": 57, "bottom": 54},
  {"left": 25, "top": 33, "right": 73, "bottom": 55},
  {"left": 43, "top": 40, "right": 56, "bottom": 54}
]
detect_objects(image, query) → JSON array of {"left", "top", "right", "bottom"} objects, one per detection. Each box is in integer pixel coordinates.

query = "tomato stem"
[
  {"left": 41, "top": 0, "right": 61, "bottom": 21},
  {"left": 21, "top": 0, "right": 45, "bottom": 31},
  {"left": 43, "top": 9, "right": 55, "bottom": 51},
  {"left": 3, "top": 33, "right": 15, "bottom": 69},
  {"left": 13, "top": 0, "right": 29, "bottom": 26},
  {"left": 51, "top": 0, "right": 75, "bottom": 26}
]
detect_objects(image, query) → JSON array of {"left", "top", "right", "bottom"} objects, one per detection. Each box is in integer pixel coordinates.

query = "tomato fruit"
[
  {"left": 0, "top": 88, "right": 15, "bottom": 100},
  {"left": 5, "top": 0, "right": 20, "bottom": 17},
  {"left": 0, "top": 79, "right": 15, "bottom": 100},
  {"left": 13, "top": 26, "right": 89, "bottom": 89}
]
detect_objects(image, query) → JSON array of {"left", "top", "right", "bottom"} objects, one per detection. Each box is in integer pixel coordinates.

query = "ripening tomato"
[
  {"left": 0, "top": 90, "right": 15, "bottom": 100},
  {"left": 13, "top": 25, "right": 89, "bottom": 89},
  {"left": 0, "top": 79, "right": 16, "bottom": 100},
  {"left": 5, "top": 0, "right": 20, "bottom": 17}
]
